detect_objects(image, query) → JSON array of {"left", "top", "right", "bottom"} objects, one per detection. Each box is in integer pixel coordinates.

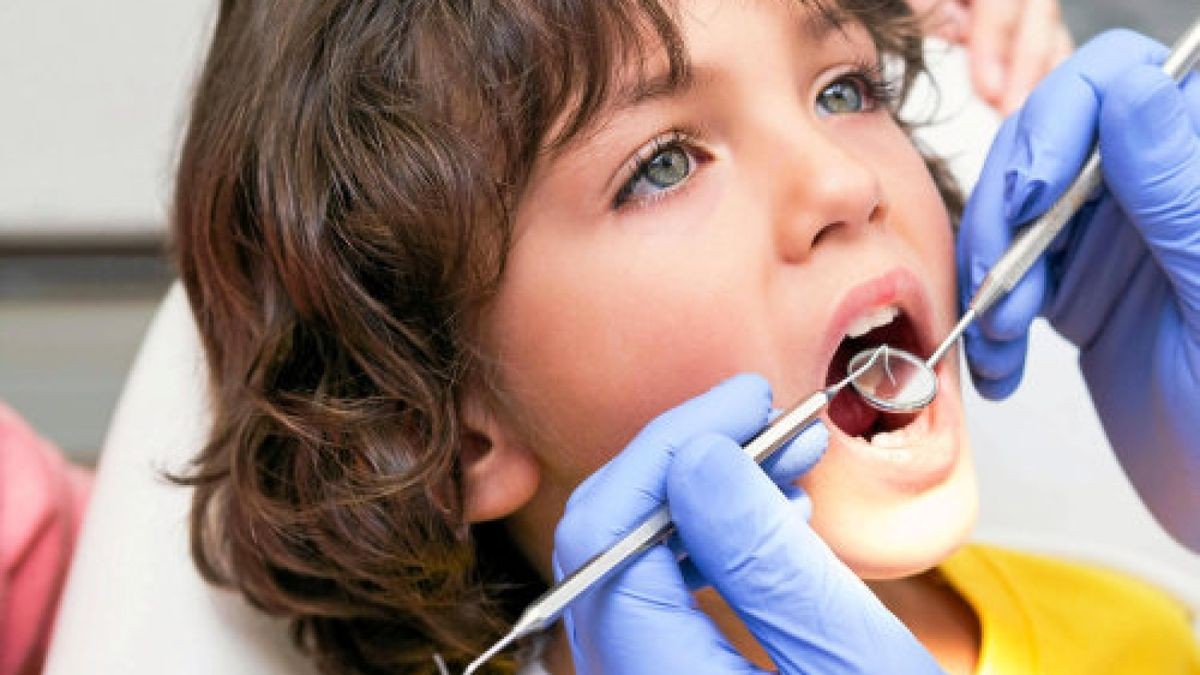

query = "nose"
[{"left": 771, "top": 129, "right": 888, "bottom": 262}]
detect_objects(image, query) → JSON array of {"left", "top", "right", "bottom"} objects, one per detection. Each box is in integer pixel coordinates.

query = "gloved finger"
[
  {"left": 970, "top": 247, "right": 1048, "bottom": 344},
  {"left": 555, "top": 431, "right": 770, "bottom": 674},
  {"left": 779, "top": 484, "right": 813, "bottom": 517},
  {"left": 967, "top": 0, "right": 1020, "bottom": 106},
  {"left": 552, "top": 543, "right": 763, "bottom": 674},
  {"left": 675, "top": 423, "right": 817, "bottom": 593},
  {"left": 757, "top": 418, "right": 829, "bottom": 488},
  {"left": 1006, "top": 30, "right": 1170, "bottom": 226},
  {"left": 677, "top": 492, "right": 812, "bottom": 591},
  {"left": 667, "top": 434, "right": 940, "bottom": 673},
  {"left": 1099, "top": 65, "right": 1200, "bottom": 323},
  {"left": 970, "top": 364, "right": 1025, "bottom": 401},
  {"left": 963, "top": 324, "right": 1030, "bottom": 400},
  {"left": 1183, "top": 71, "right": 1200, "bottom": 131},
  {"left": 998, "top": 0, "right": 1064, "bottom": 114},
  {"left": 677, "top": 417, "right": 827, "bottom": 592},
  {"left": 957, "top": 115, "right": 1042, "bottom": 398},
  {"left": 557, "top": 373, "right": 772, "bottom": 566}
]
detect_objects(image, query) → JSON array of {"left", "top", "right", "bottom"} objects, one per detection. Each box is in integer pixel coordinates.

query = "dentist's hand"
[
  {"left": 553, "top": 374, "right": 942, "bottom": 674},
  {"left": 905, "top": 0, "right": 1073, "bottom": 112},
  {"left": 957, "top": 30, "right": 1200, "bottom": 547}
]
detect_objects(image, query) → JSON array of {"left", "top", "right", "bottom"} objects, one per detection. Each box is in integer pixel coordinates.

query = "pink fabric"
[{"left": 1, "top": 403, "right": 92, "bottom": 675}]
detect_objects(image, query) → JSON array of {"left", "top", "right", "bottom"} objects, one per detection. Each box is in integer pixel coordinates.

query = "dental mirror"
[{"left": 846, "top": 345, "right": 937, "bottom": 413}]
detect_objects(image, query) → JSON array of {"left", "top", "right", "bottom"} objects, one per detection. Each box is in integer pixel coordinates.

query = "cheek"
[
  {"left": 908, "top": 181, "right": 956, "bottom": 310},
  {"left": 877, "top": 133, "right": 957, "bottom": 306},
  {"left": 485, "top": 229, "right": 761, "bottom": 484}
]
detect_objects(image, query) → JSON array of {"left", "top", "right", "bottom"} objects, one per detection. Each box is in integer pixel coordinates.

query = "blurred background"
[{"left": 0, "top": 0, "right": 1195, "bottom": 466}]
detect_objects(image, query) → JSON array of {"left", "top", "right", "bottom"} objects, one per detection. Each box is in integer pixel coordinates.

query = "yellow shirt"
[{"left": 939, "top": 544, "right": 1200, "bottom": 674}]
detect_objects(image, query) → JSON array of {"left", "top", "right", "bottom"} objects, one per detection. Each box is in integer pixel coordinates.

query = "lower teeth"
[
  {"left": 870, "top": 429, "right": 914, "bottom": 448},
  {"left": 867, "top": 413, "right": 929, "bottom": 447}
]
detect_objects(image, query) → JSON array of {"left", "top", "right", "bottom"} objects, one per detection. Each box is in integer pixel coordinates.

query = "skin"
[
  {"left": 904, "top": 0, "right": 1073, "bottom": 113},
  {"left": 463, "top": 0, "right": 981, "bottom": 671}
]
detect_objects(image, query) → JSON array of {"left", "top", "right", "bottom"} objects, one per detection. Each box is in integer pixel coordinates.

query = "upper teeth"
[{"left": 845, "top": 305, "right": 899, "bottom": 338}]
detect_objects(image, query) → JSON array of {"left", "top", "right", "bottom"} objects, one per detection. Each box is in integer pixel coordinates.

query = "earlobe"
[{"left": 460, "top": 389, "right": 541, "bottom": 523}]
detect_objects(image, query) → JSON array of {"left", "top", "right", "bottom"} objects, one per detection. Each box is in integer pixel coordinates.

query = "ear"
[{"left": 460, "top": 387, "right": 541, "bottom": 523}]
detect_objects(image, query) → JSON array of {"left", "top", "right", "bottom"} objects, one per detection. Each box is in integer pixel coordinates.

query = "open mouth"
[{"left": 825, "top": 306, "right": 926, "bottom": 442}]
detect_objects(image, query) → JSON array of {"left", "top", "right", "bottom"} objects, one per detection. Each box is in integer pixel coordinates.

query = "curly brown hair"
[{"left": 171, "top": 1, "right": 962, "bottom": 673}]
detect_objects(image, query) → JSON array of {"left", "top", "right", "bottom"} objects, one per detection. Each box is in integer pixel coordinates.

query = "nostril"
[
  {"left": 867, "top": 200, "right": 888, "bottom": 229},
  {"left": 810, "top": 221, "right": 844, "bottom": 249}
]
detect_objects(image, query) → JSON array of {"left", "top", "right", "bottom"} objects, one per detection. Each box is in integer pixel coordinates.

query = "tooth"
[
  {"left": 868, "top": 413, "right": 930, "bottom": 448},
  {"left": 869, "top": 428, "right": 914, "bottom": 448},
  {"left": 845, "top": 306, "right": 900, "bottom": 338}
]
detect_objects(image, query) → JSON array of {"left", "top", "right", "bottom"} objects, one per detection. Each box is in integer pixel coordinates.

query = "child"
[{"left": 170, "top": 0, "right": 1199, "bottom": 673}]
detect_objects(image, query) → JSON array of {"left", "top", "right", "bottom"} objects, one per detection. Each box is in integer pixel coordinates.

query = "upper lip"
[{"left": 815, "top": 267, "right": 938, "bottom": 387}]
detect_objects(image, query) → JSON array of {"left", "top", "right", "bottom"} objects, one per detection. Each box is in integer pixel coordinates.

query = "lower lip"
[{"left": 820, "top": 361, "right": 960, "bottom": 493}]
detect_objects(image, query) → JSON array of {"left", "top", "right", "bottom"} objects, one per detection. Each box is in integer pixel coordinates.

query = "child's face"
[{"left": 481, "top": 0, "right": 976, "bottom": 580}]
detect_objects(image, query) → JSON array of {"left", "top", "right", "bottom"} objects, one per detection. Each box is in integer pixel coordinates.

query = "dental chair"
[
  {"left": 42, "top": 43, "right": 1200, "bottom": 674},
  {"left": 41, "top": 282, "right": 319, "bottom": 675}
]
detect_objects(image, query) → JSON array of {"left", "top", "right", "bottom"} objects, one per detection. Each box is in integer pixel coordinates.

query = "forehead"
[
  {"left": 624, "top": 2, "right": 846, "bottom": 103},
  {"left": 546, "top": 0, "right": 856, "bottom": 149}
]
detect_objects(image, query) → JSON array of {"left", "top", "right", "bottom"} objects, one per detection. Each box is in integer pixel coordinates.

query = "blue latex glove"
[
  {"left": 553, "top": 374, "right": 942, "bottom": 674},
  {"left": 957, "top": 29, "right": 1200, "bottom": 547}
]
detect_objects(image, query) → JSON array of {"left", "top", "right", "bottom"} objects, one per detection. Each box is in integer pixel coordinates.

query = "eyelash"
[
  {"left": 830, "top": 60, "right": 898, "bottom": 113},
  {"left": 612, "top": 62, "right": 897, "bottom": 210},
  {"left": 613, "top": 129, "right": 706, "bottom": 209}
]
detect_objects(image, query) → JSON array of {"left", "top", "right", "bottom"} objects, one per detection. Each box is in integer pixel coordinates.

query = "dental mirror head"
[{"left": 846, "top": 345, "right": 937, "bottom": 413}]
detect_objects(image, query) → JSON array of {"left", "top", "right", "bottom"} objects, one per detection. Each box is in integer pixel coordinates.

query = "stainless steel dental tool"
[
  {"left": 845, "top": 15, "right": 1200, "bottom": 408},
  {"left": 462, "top": 348, "right": 903, "bottom": 675}
]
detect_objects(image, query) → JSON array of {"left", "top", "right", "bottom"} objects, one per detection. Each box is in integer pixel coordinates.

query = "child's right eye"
[{"left": 613, "top": 131, "right": 707, "bottom": 209}]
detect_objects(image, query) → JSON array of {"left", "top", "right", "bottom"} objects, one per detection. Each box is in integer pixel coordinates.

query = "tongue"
[{"left": 828, "top": 386, "right": 879, "bottom": 438}]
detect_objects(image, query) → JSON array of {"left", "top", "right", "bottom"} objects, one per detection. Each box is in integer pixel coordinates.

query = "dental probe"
[
  {"left": 922, "top": 15, "right": 1200, "bottom": 372},
  {"left": 462, "top": 350, "right": 890, "bottom": 675}
]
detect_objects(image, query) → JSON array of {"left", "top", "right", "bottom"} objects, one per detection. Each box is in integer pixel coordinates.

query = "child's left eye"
[
  {"left": 816, "top": 68, "right": 895, "bottom": 117},
  {"left": 818, "top": 80, "right": 867, "bottom": 114}
]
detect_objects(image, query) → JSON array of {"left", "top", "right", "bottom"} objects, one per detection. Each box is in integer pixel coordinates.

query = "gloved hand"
[
  {"left": 553, "top": 374, "right": 942, "bottom": 674},
  {"left": 957, "top": 29, "right": 1200, "bottom": 547}
]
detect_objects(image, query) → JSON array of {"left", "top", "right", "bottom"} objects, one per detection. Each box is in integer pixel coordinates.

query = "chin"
[
  {"left": 800, "top": 389, "right": 980, "bottom": 580},
  {"left": 807, "top": 446, "right": 979, "bottom": 580}
]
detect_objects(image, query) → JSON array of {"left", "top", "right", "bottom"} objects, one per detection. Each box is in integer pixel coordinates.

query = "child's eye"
[
  {"left": 818, "top": 80, "right": 867, "bottom": 114},
  {"left": 816, "top": 66, "right": 896, "bottom": 117},
  {"left": 614, "top": 133, "right": 704, "bottom": 209}
]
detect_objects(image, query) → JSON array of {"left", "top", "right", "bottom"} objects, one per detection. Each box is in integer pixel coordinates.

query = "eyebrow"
[{"left": 613, "top": 6, "right": 846, "bottom": 110}]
